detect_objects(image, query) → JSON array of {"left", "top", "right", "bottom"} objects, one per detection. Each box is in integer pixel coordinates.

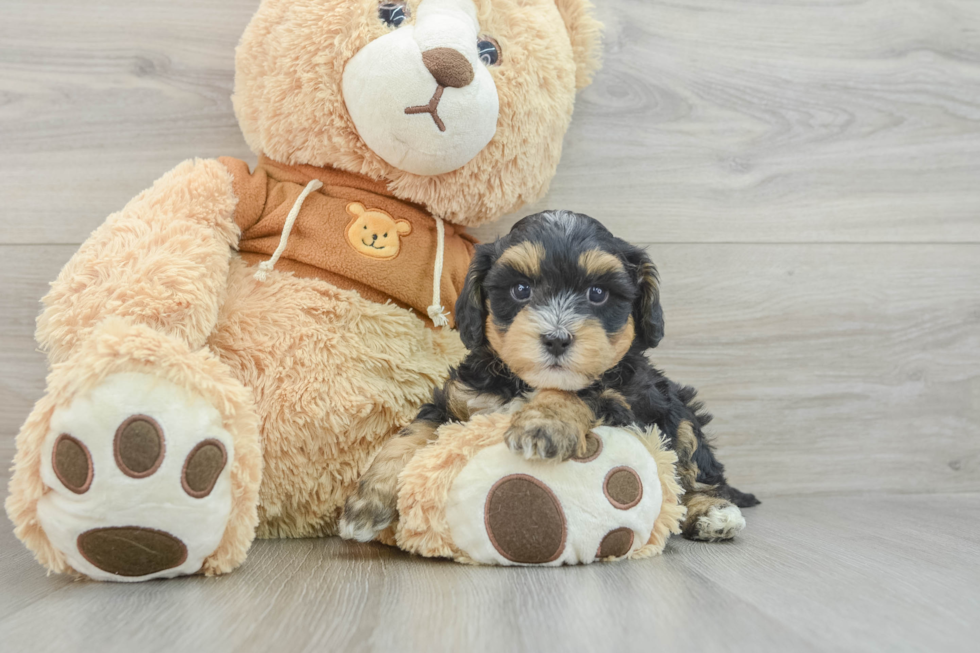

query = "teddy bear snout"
[{"left": 421, "top": 47, "right": 474, "bottom": 89}]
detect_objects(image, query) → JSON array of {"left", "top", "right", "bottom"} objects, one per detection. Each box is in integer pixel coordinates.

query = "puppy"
[{"left": 340, "top": 210, "right": 759, "bottom": 543}]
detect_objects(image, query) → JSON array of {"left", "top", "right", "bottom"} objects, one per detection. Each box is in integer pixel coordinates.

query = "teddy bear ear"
[
  {"left": 395, "top": 220, "right": 412, "bottom": 236},
  {"left": 346, "top": 202, "right": 366, "bottom": 217},
  {"left": 554, "top": 0, "right": 603, "bottom": 90}
]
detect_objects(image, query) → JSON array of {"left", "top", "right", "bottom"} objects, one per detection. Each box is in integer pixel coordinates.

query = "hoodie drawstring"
[
  {"left": 427, "top": 215, "right": 450, "bottom": 328},
  {"left": 253, "top": 177, "right": 449, "bottom": 329},
  {"left": 253, "top": 179, "right": 323, "bottom": 282}
]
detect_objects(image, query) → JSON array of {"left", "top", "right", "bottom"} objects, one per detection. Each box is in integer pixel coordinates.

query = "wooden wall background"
[{"left": 2, "top": 0, "right": 979, "bottom": 500}]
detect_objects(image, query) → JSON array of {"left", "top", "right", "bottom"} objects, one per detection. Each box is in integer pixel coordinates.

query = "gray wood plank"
[
  {"left": 3, "top": 0, "right": 980, "bottom": 245},
  {"left": 1, "top": 494, "right": 977, "bottom": 653},
  {"left": 479, "top": 0, "right": 980, "bottom": 244},
  {"left": 674, "top": 494, "right": 980, "bottom": 653},
  {"left": 1, "top": 243, "right": 978, "bottom": 497}
]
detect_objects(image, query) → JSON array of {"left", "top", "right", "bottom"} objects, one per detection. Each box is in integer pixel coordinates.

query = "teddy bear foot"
[{"left": 37, "top": 372, "right": 236, "bottom": 581}]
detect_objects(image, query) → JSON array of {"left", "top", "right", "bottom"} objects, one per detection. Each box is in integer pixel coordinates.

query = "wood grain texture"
[
  {"left": 1, "top": 494, "right": 977, "bottom": 653},
  {"left": 2, "top": 0, "right": 979, "bottom": 244}
]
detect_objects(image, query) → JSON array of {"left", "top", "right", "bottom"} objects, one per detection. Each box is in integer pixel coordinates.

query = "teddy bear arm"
[{"left": 37, "top": 158, "right": 242, "bottom": 364}]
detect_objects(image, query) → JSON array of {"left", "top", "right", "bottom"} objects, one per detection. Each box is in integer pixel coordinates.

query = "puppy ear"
[
  {"left": 554, "top": 0, "right": 603, "bottom": 89},
  {"left": 625, "top": 246, "right": 664, "bottom": 349},
  {"left": 455, "top": 244, "right": 496, "bottom": 350}
]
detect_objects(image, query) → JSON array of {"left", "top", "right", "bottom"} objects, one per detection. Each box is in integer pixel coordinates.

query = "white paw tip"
[
  {"left": 696, "top": 504, "right": 746, "bottom": 541},
  {"left": 338, "top": 518, "right": 380, "bottom": 543}
]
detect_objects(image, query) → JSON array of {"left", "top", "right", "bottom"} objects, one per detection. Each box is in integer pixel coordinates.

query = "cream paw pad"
[
  {"left": 36, "top": 372, "right": 234, "bottom": 581},
  {"left": 394, "top": 414, "right": 685, "bottom": 565}
]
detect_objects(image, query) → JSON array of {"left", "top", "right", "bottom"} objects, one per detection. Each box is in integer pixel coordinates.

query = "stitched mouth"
[
  {"left": 361, "top": 239, "right": 386, "bottom": 250},
  {"left": 405, "top": 86, "right": 446, "bottom": 133}
]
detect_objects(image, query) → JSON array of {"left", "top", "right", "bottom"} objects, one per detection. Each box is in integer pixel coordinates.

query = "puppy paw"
[
  {"left": 339, "top": 487, "right": 395, "bottom": 543},
  {"left": 688, "top": 503, "right": 745, "bottom": 542},
  {"left": 504, "top": 418, "right": 583, "bottom": 461}
]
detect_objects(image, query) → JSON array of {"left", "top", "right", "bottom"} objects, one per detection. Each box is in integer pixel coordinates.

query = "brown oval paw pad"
[
  {"left": 114, "top": 415, "right": 165, "bottom": 478},
  {"left": 52, "top": 434, "right": 93, "bottom": 494},
  {"left": 571, "top": 431, "right": 603, "bottom": 463},
  {"left": 181, "top": 439, "right": 228, "bottom": 498},
  {"left": 77, "top": 526, "right": 188, "bottom": 577},
  {"left": 597, "top": 527, "right": 635, "bottom": 559},
  {"left": 604, "top": 466, "right": 643, "bottom": 510},
  {"left": 485, "top": 474, "right": 566, "bottom": 564}
]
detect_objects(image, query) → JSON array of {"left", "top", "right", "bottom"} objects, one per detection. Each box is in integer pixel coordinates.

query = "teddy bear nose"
[
  {"left": 421, "top": 48, "right": 474, "bottom": 89},
  {"left": 371, "top": 234, "right": 378, "bottom": 240}
]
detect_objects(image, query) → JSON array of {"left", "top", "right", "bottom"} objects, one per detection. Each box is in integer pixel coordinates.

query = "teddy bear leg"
[{"left": 5, "top": 318, "right": 262, "bottom": 581}]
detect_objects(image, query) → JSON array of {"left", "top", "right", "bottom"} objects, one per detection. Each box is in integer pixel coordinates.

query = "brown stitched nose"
[{"left": 422, "top": 47, "right": 474, "bottom": 88}]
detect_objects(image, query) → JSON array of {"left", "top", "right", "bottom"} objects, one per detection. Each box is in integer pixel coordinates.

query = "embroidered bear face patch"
[{"left": 345, "top": 202, "right": 412, "bottom": 259}]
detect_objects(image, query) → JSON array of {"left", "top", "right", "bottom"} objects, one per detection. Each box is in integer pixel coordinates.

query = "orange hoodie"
[{"left": 220, "top": 156, "right": 477, "bottom": 327}]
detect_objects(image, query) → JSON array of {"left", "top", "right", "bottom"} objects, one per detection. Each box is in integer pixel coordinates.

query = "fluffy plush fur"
[
  {"left": 233, "top": 0, "right": 602, "bottom": 225},
  {"left": 8, "top": 316, "right": 263, "bottom": 576},
  {"left": 7, "top": 0, "right": 601, "bottom": 579},
  {"left": 394, "top": 413, "right": 684, "bottom": 562},
  {"left": 343, "top": 211, "right": 758, "bottom": 544}
]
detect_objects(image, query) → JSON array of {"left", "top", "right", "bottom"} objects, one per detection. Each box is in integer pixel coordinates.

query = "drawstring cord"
[
  {"left": 253, "top": 179, "right": 323, "bottom": 282},
  {"left": 254, "top": 177, "right": 449, "bottom": 329},
  {"left": 427, "top": 216, "right": 450, "bottom": 328}
]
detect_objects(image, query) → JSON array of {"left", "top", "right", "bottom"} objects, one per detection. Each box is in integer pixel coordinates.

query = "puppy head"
[{"left": 456, "top": 211, "right": 664, "bottom": 390}]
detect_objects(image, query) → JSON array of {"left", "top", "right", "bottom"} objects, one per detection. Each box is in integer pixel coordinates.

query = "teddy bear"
[
  {"left": 345, "top": 202, "right": 414, "bottom": 260},
  {"left": 6, "top": 0, "right": 603, "bottom": 581}
]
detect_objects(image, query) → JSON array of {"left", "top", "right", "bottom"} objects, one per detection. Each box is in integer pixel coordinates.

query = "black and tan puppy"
[{"left": 340, "top": 210, "right": 758, "bottom": 543}]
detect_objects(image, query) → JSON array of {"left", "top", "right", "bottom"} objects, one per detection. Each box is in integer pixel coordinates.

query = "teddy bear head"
[
  {"left": 233, "top": 0, "right": 601, "bottom": 227},
  {"left": 345, "top": 202, "right": 413, "bottom": 259}
]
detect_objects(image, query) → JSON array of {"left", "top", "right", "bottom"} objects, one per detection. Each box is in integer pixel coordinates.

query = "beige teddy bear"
[{"left": 6, "top": 0, "right": 601, "bottom": 581}]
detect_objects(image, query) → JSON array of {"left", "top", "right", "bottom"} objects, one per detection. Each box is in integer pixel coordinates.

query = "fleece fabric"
[{"left": 221, "top": 156, "right": 477, "bottom": 326}]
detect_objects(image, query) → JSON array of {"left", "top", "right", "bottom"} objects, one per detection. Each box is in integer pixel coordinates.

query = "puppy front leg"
[
  {"left": 339, "top": 420, "right": 438, "bottom": 542},
  {"left": 504, "top": 389, "right": 595, "bottom": 460}
]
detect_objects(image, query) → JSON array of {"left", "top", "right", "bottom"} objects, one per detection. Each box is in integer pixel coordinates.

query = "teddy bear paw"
[{"left": 36, "top": 372, "right": 234, "bottom": 581}]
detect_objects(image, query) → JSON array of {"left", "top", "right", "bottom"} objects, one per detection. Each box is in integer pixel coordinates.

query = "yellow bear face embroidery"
[{"left": 345, "top": 202, "right": 412, "bottom": 260}]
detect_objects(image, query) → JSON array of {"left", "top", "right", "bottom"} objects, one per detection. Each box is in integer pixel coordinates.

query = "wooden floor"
[
  {"left": 1, "top": 0, "right": 979, "bottom": 651},
  {"left": 1, "top": 491, "right": 978, "bottom": 653}
]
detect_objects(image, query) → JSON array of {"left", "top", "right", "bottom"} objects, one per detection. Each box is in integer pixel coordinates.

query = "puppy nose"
[
  {"left": 421, "top": 48, "right": 474, "bottom": 88},
  {"left": 541, "top": 335, "right": 573, "bottom": 358}
]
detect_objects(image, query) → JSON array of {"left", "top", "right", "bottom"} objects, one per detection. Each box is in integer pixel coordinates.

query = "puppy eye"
[
  {"left": 511, "top": 282, "right": 532, "bottom": 301},
  {"left": 477, "top": 37, "right": 501, "bottom": 66},
  {"left": 378, "top": 2, "right": 409, "bottom": 27},
  {"left": 588, "top": 286, "right": 608, "bottom": 305}
]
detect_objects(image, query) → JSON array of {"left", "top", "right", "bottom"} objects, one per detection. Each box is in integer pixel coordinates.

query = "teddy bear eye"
[
  {"left": 383, "top": 233, "right": 388, "bottom": 238},
  {"left": 477, "top": 37, "right": 501, "bottom": 66},
  {"left": 378, "top": 2, "right": 409, "bottom": 27}
]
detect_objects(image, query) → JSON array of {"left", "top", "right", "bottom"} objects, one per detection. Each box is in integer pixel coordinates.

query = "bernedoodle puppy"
[{"left": 341, "top": 210, "right": 759, "bottom": 544}]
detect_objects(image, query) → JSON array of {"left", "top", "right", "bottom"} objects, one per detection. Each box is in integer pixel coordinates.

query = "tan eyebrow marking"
[
  {"left": 498, "top": 241, "right": 545, "bottom": 277},
  {"left": 578, "top": 249, "right": 624, "bottom": 276}
]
